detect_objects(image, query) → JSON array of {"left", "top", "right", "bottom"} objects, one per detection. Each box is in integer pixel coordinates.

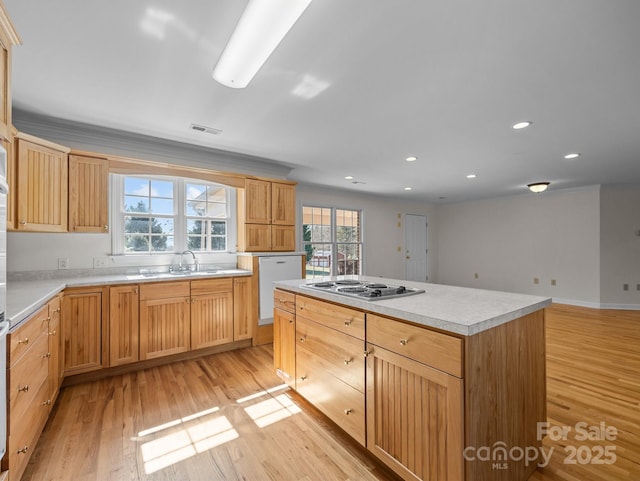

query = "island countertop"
[{"left": 274, "top": 276, "right": 551, "bottom": 336}]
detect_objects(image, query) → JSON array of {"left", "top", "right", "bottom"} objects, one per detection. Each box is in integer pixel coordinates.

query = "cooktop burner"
[{"left": 302, "top": 280, "right": 425, "bottom": 301}]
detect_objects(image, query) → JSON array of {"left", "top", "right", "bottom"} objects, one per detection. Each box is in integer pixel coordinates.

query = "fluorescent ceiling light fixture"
[
  {"left": 212, "top": 0, "right": 313, "bottom": 88},
  {"left": 527, "top": 182, "right": 550, "bottom": 193},
  {"left": 512, "top": 121, "right": 532, "bottom": 130},
  {"left": 564, "top": 152, "right": 581, "bottom": 159},
  {"left": 466, "top": 174, "right": 477, "bottom": 179},
  {"left": 405, "top": 156, "right": 417, "bottom": 162}
]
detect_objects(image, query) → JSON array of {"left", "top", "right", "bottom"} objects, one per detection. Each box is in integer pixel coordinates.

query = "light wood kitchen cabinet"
[
  {"left": 5, "top": 304, "right": 52, "bottom": 481},
  {"left": 237, "top": 178, "right": 296, "bottom": 251},
  {"left": 233, "top": 276, "right": 253, "bottom": 341},
  {"left": 3, "top": 128, "right": 16, "bottom": 230},
  {"left": 0, "top": 4, "right": 20, "bottom": 141},
  {"left": 365, "top": 340, "right": 464, "bottom": 481},
  {"left": 190, "top": 278, "right": 233, "bottom": 350},
  {"left": 47, "top": 295, "right": 63, "bottom": 407},
  {"left": 273, "top": 289, "right": 296, "bottom": 386},
  {"left": 15, "top": 133, "right": 70, "bottom": 232},
  {"left": 109, "top": 285, "right": 140, "bottom": 366},
  {"left": 68, "top": 154, "right": 109, "bottom": 233},
  {"left": 62, "top": 287, "right": 108, "bottom": 375},
  {"left": 139, "top": 281, "right": 191, "bottom": 359}
]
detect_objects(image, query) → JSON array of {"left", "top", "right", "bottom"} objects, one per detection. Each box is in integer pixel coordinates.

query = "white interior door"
[{"left": 405, "top": 214, "right": 428, "bottom": 282}]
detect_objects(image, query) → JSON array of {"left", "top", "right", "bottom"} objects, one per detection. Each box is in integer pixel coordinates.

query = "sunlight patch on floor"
[{"left": 243, "top": 393, "right": 302, "bottom": 428}]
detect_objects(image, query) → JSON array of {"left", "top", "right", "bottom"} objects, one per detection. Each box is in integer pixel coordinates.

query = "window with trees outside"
[
  {"left": 302, "top": 206, "right": 362, "bottom": 279},
  {"left": 112, "top": 175, "right": 233, "bottom": 254}
]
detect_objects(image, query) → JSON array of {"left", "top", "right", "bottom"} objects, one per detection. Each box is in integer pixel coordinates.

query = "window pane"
[
  {"left": 187, "top": 219, "right": 203, "bottom": 234},
  {"left": 207, "top": 203, "right": 227, "bottom": 218},
  {"left": 124, "top": 178, "right": 149, "bottom": 196},
  {"left": 186, "top": 200, "right": 206, "bottom": 216},
  {"left": 125, "top": 234, "right": 149, "bottom": 252},
  {"left": 150, "top": 235, "right": 173, "bottom": 251},
  {"left": 151, "top": 198, "right": 174, "bottom": 215},
  {"left": 186, "top": 184, "right": 207, "bottom": 201},
  {"left": 210, "top": 221, "right": 226, "bottom": 235},
  {"left": 151, "top": 180, "right": 174, "bottom": 198},
  {"left": 153, "top": 218, "right": 174, "bottom": 234},
  {"left": 125, "top": 196, "right": 149, "bottom": 213},
  {"left": 124, "top": 216, "right": 150, "bottom": 234},
  {"left": 211, "top": 237, "right": 226, "bottom": 251},
  {"left": 207, "top": 187, "right": 227, "bottom": 203},
  {"left": 187, "top": 236, "right": 203, "bottom": 250}
]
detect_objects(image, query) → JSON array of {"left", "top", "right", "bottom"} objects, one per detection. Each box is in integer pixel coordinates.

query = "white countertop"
[
  {"left": 7, "top": 269, "right": 251, "bottom": 331},
  {"left": 275, "top": 276, "right": 551, "bottom": 336}
]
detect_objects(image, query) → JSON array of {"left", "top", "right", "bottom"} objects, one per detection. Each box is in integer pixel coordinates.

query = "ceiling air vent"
[{"left": 190, "top": 123, "right": 222, "bottom": 135}]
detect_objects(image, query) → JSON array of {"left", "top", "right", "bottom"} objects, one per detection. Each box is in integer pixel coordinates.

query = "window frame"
[{"left": 111, "top": 174, "right": 236, "bottom": 256}]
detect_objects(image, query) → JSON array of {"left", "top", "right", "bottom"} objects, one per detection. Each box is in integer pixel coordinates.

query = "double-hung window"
[
  {"left": 302, "top": 206, "right": 363, "bottom": 279},
  {"left": 112, "top": 174, "right": 234, "bottom": 254}
]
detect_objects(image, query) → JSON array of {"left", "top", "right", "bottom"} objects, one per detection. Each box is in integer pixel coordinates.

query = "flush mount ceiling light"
[
  {"left": 212, "top": 0, "right": 312, "bottom": 88},
  {"left": 564, "top": 152, "right": 581, "bottom": 159},
  {"left": 344, "top": 175, "right": 354, "bottom": 180},
  {"left": 404, "top": 187, "right": 412, "bottom": 191},
  {"left": 405, "top": 156, "right": 417, "bottom": 162},
  {"left": 527, "top": 182, "right": 550, "bottom": 193},
  {"left": 466, "top": 174, "right": 477, "bottom": 179},
  {"left": 512, "top": 121, "right": 532, "bottom": 130}
]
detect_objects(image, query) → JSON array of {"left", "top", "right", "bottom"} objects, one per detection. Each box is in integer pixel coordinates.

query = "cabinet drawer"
[
  {"left": 140, "top": 281, "right": 190, "bottom": 300},
  {"left": 296, "top": 347, "right": 366, "bottom": 446},
  {"left": 367, "top": 314, "right": 463, "bottom": 378},
  {"left": 191, "top": 277, "right": 233, "bottom": 296},
  {"left": 296, "top": 296, "right": 364, "bottom": 340},
  {"left": 296, "top": 317, "right": 365, "bottom": 392},
  {"left": 274, "top": 289, "right": 295, "bottom": 313},
  {"left": 8, "top": 380, "right": 51, "bottom": 481},
  {"left": 9, "top": 332, "right": 49, "bottom": 422},
  {"left": 9, "top": 305, "right": 49, "bottom": 365}
]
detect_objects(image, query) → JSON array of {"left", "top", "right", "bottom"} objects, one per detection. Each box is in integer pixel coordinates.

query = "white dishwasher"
[{"left": 259, "top": 256, "right": 301, "bottom": 325}]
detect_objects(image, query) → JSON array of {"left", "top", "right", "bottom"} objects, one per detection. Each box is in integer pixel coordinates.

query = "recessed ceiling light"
[
  {"left": 344, "top": 175, "right": 354, "bottom": 180},
  {"left": 564, "top": 153, "right": 581, "bottom": 159},
  {"left": 527, "top": 182, "right": 550, "bottom": 193},
  {"left": 466, "top": 174, "right": 477, "bottom": 179},
  {"left": 405, "top": 156, "right": 417, "bottom": 162},
  {"left": 404, "top": 187, "right": 412, "bottom": 191},
  {"left": 512, "top": 121, "right": 532, "bottom": 130}
]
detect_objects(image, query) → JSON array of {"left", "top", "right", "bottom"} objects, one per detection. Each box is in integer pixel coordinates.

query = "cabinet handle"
[
  {"left": 344, "top": 408, "right": 353, "bottom": 415},
  {"left": 17, "top": 337, "right": 29, "bottom": 345},
  {"left": 49, "top": 330, "right": 57, "bottom": 336},
  {"left": 18, "top": 385, "right": 29, "bottom": 393},
  {"left": 344, "top": 320, "right": 352, "bottom": 326},
  {"left": 400, "top": 339, "right": 409, "bottom": 346},
  {"left": 55, "top": 308, "right": 61, "bottom": 313},
  {"left": 104, "top": 225, "right": 109, "bottom": 231},
  {"left": 20, "top": 220, "right": 27, "bottom": 225},
  {"left": 43, "top": 352, "right": 52, "bottom": 359},
  {"left": 134, "top": 288, "right": 138, "bottom": 294},
  {"left": 363, "top": 350, "right": 372, "bottom": 358},
  {"left": 47, "top": 316, "right": 51, "bottom": 321},
  {"left": 42, "top": 399, "right": 52, "bottom": 406},
  {"left": 300, "top": 375, "right": 308, "bottom": 381},
  {"left": 17, "top": 446, "right": 29, "bottom": 454},
  {"left": 344, "top": 358, "right": 352, "bottom": 365},
  {"left": 288, "top": 319, "right": 294, "bottom": 324},
  {"left": 299, "top": 337, "right": 306, "bottom": 343}
]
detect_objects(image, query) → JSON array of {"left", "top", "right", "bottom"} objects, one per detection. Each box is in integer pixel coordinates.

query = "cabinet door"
[
  {"left": 4, "top": 134, "right": 16, "bottom": 229},
  {"left": 271, "top": 182, "right": 295, "bottom": 225},
  {"left": 140, "top": 296, "right": 190, "bottom": 359},
  {"left": 48, "top": 295, "right": 62, "bottom": 407},
  {"left": 16, "top": 137, "right": 69, "bottom": 232},
  {"left": 233, "top": 277, "right": 253, "bottom": 341},
  {"left": 109, "top": 285, "right": 140, "bottom": 366},
  {"left": 191, "top": 290, "right": 233, "bottom": 350},
  {"left": 366, "top": 344, "right": 464, "bottom": 481},
  {"left": 244, "top": 179, "right": 271, "bottom": 223},
  {"left": 273, "top": 307, "right": 295, "bottom": 386},
  {"left": 62, "top": 289, "right": 105, "bottom": 375},
  {"left": 271, "top": 225, "right": 295, "bottom": 251},
  {"left": 0, "top": 9, "right": 19, "bottom": 141},
  {"left": 68, "top": 154, "right": 109, "bottom": 233},
  {"left": 243, "top": 223, "right": 272, "bottom": 251}
]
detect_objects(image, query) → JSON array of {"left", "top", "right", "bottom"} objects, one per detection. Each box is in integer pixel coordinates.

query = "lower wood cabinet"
[
  {"left": 139, "top": 281, "right": 191, "bottom": 360},
  {"left": 47, "top": 295, "right": 63, "bottom": 406},
  {"left": 62, "top": 287, "right": 108, "bottom": 375},
  {"left": 191, "top": 278, "right": 233, "bottom": 350},
  {"left": 109, "top": 285, "right": 140, "bottom": 366},
  {"left": 233, "top": 276, "right": 252, "bottom": 341},
  {"left": 273, "top": 307, "right": 295, "bottom": 386}
]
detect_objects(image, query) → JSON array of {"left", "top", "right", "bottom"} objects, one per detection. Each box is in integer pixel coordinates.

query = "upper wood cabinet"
[
  {"left": 15, "top": 133, "right": 70, "bottom": 232},
  {"left": 0, "top": 4, "right": 20, "bottom": 141},
  {"left": 238, "top": 178, "right": 296, "bottom": 251},
  {"left": 68, "top": 154, "right": 109, "bottom": 233},
  {"left": 3, "top": 129, "right": 16, "bottom": 229}
]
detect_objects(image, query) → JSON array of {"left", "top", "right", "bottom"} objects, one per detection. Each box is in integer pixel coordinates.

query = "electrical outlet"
[
  {"left": 474, "top": 273, "right": 479, "bottom": 279},
  {"left": 58, "top": 257, "right": 70, "bottom": 270},
  {"left": 533, "top": 277, "right": 539, "bottom": 285},
  {"left": 623, "top": 283, "right": 629, "bottom": 291},
  {"left": 637, "top": 284, "right": 640, "bottom": 291},
  {"left": 551, "top": 279, "right": 557, "bottom": 286},
  {"left": 93, "top": 257, "right": 108, "bottom": 268}
]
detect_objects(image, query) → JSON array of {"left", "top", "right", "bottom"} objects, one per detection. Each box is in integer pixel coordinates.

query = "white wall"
[
  {"left": 434, "top": 187, "right": 601, "bottom": 306},
  {"left": 600, "top": 186, "right": 640, "bottom": 307},
  {"left": 296, "top": 184, "right": 437, "bottom": 281}
]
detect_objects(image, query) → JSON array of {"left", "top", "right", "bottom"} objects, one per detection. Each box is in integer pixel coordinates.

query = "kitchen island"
[{"left": 273, "top": 276, "right": 551, "bottom": 481}]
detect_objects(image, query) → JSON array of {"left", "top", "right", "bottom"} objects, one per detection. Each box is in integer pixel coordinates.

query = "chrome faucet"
[{"left": 179, "top": 250, "right": 199, "bottom": 272}]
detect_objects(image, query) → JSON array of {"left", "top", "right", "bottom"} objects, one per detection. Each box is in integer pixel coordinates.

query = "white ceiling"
[{"left": 5, "top": 0, "right": 640, "bottom": 203}]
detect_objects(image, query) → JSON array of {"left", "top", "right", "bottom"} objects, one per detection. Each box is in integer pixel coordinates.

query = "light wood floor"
[{"left": 21, "top": 304, "right": 640, "bottom": 481}]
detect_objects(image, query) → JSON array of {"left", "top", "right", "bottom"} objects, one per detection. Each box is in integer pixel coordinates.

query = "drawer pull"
[
  {"left": 344, "top": 358, "right": 352, "bottom": 365},
  {"left": 54, "top": 307, "right": 61, "bottom": 313},
  {"left": 288, "top": 319, "right": 294, "bottom": 324},
  {"left": 344, "top": 408, "right": 353, "bottom": 415},
  {"left": 400, "top": 338, "right": 409, "bottom": 346},
  {"left": 18, "top": 385, "right": 29, "bottom": 393},
  {"left": 17, "top": 337, "right": 29, "bottom": 345},
  {"left": 344, "top": 320, "right": 352, "bottom": 326},
  {"left": 299, "top": 337, "right": 306, "bottom": 343},
  {"left": 363, "top": 350, "right": 372, "bottom": 358},
  {"left": 300, "top": 375, "right": 308, "bottom": 381},
  {"left": 49, "top": 330, "right": 57, "bottom": 336},
  {"left": 44, "top": 352, "right": 52, "bottom": 358},
  {"left": 42, "top": 399, "right": 52, "bottom": 406},
  {"left": 17, "top": 446, "right": 29, "bottom": 454}
]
